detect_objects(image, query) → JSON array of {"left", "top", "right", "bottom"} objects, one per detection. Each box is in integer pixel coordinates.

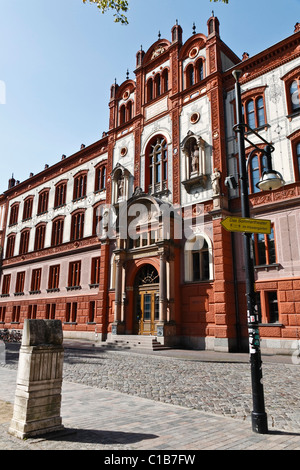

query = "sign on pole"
[{"left": 221, "top": 216, "right": 271, "bottom": 234}]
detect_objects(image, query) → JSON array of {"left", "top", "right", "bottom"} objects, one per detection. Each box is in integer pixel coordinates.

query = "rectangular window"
[
  {"left": 253, "top": 228, "right": 276, "bottom": 266},
  {"left": 65, "top": 302, "right": 77, "bottom": 322},
  {"left": 71, "top": 212, "right": 84, "bottom": 240},
  {"left": 12, "top": 305, "right": 21, "bottom": 322},
  {"left": 31, "top": 268, "right": 42, "bottom": 292},
  {"left": 0, "top": 306, "right": 6, "bottom": 322},
  {"left": 48, "top": 265, "right": 60, "bottom": 290},
  {"left": 68, "top": 261, "right": 81, "bottom": 288},
  {"left": 15, "top": 272, "right": 25, "bottom": 294},
  {"left": 267, "top": 291, "right": 279, "bottom": 323},
  {"left": 19, "top": 230, "right": 30, "bottom": 255},
  {"left": 2, "top": 274, "right": 11, "bottom": 295},
  {"left": 89, "top": 301, "right": 95, "bottom": 323},
  {"left": 27, "top": 304, "right": 37, "bottom": 319},
  {"left": 46, "top": 303, "right": 56, "bottom": 319},
  {"left": 91, "top": 257, "right": 100, "bottom": 285}
]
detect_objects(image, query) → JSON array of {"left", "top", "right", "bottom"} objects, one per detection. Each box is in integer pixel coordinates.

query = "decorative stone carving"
[{"left": 211, "top": 168, "right": 221, "bottom": 195}]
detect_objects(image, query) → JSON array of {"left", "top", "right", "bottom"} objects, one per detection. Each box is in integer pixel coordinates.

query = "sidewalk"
[{"left": 1, "top": 362, "right": 300, "bottom": 451}]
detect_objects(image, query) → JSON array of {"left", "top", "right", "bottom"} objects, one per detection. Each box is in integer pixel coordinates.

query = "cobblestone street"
[{"left": 60, "top": 347, "right": 300, "bottom": 434}]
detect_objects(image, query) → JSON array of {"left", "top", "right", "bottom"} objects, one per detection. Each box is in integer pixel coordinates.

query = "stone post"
[{"left": 8, "top": 319, "right": 64, "bottom": 439}]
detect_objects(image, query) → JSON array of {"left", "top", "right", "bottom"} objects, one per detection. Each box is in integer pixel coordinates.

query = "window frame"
[
  {"left": 68, "top": 260, "right": 81, "bottom": 289},
  {"left": 37, "top": 189, "right": 50, "bottom": 215},
  {"left": 34, "top": 223, "right": 46, "bottom": 251},
  {"left": 73, "top": 171, "right": 87, "bottom": 201},
  {"left": 71, "top": 210, "right": 85, "bottom": 241},
  {"left": 6, "top": 234, "right": 16, "bottom": 258},
  {"left": 54, "top": 180, "right": 67, "bottom": 208},
  {"left": 51, "top": 216, "right": 64, "bottom": 246},
  {"left": 19, "top": 228, "right": 30, "bottom": 255},
  {"left": 9, "top": 203, "right": 19, "bottom": 226},
  {"left": 22, "top": 196, "right": 34, "bottom": 221}
]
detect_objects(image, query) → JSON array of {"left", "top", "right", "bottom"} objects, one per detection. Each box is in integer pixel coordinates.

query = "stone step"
[{"left": 101, "top": 335, "right": 171, "bottom": 351}]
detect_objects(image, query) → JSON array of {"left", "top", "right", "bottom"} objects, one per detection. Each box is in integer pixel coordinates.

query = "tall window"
[
  {"left": 267, "top": 292, "right": 279, "bottom": 323},
  {"left": 73, "top": 172, "right": 87, "bottom": 200},
  {"left": 23, "top": 197, "right": 33, "bottom": 220},
  {"left": 48, "top": 265, "right": 60, "bottom": 290},
  {"left": 46, "top": 303, "right": 56, "bottom": 320},
  {"left": 2, "top": 274, "right": 11, "bottom": 296},
  {"left": 148, "top": 136, "right": 168, "bottom": 193},
  {"left": 0, "top": 306, "right": 6, "bottom": 322},
  {"left": 186, "top": 64, "right": 194, "bottom": 87},
  {"left": 27, "top": 305, "right": 37, "bottom": 319},
  {"left": 185, "top": 235, "right": 212, "bottom": 282},
  {"left": 88, "top": 301, "right": 96, "bottom": 323},
  {"left": 19, "top": 229, "right": 30, "bottom": 255},
  {"left": 68, "top": 261, "right": 81, "bottom": 288},
  {"left": 6, "top": 234, "right": 16, "bottom": 258},
  {"left": 65, "top": 302, "right": 77, "bottom": 323},
  {"left": 296, "top": 142, "right": 300, "bottom": 180},
  {"left": 248, "top": 151, "right": 268, "bottom": 194},
  {"left": 253, "top": 227, "right": 276, "bottom": 266},
  {"left": 30, "top": 268, "right": 42, "bottom": 292},
  {"left": 147, "top": 78, "right": 153, "bottom": 102},
  {"left": 9, "top": 203, "right": 19, "bottom": 226},
  {"left": 95, "top": 165, "right": 106, "bottom": 192},
  {"left": 244, "top": 96, "right": 266, "bottom": 129},
  {"left": 15, "top": 272, "right": 25, "bottom": 294},
  {"left": 51, "top": 217, "right": 64, "bottom": 246},
  {"left": 12, "top": 305, "right": 21, "bottom": 322},
  {"left": 34, "top": 223, "right": 46, "bottom": 251},
  {"left": 91, "top": 257, "right": 100, "bottom": 285},
  {"left": 54, "top": 181, "right": 67, "bottom": 207},
  {"left": 71, "top": 211, "right": 85, "bottom": 240},
  {"left": 37, "top": 189, "right": 49, "bottom": 214}
]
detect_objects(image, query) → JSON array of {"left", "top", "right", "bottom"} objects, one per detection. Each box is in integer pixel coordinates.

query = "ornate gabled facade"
[{"left": 0, "top": 15, "right": 300, "bottom": 354}]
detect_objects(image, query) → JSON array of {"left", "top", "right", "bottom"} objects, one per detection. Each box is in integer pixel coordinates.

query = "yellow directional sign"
[{"left": 221, "top": 216, "right": 271, "bottom": 234}]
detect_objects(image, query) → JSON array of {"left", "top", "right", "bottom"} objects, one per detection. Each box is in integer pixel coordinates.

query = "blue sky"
[{"left": 0, "top": 0, "right": 299, "bottom": 194}]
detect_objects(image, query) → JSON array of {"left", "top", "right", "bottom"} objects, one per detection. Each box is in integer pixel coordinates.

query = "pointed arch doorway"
[{"left": 133, "top": 264, "right": 160, "bottom": 335}]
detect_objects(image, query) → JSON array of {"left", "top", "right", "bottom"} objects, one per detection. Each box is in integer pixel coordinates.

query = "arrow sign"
[{"left": 221, "top": 216, "right": 271, "bottom": 234}]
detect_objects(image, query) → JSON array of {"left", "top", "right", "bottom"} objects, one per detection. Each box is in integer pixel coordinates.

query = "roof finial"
[
  {"left": 192, "top": 22, "right": 196, "bottom": 35},
  {"left": 212, "top": 10, "right": 214, "bottom": 17},
  {"left": 126, "top": 69, "right": 129, "bottom": 80},
  {"left": 158, "top": 30, "right": 161, "bottom": 39}
]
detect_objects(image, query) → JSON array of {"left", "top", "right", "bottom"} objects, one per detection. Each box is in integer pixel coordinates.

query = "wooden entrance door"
[{"left": 135, "top": 288, "right": 159, "bottom": 335}]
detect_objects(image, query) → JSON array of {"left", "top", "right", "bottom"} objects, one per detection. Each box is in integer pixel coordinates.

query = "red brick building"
[{"left": 0, "top": 15, "right": 300, "bottom": 354}]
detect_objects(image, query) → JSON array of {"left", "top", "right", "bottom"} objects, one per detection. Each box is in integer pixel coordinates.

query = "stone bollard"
[{"left": 8, "top": 319, "right": 64, "bottom": 439}]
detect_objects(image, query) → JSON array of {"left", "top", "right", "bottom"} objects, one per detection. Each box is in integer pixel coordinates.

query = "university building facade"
[{"left": 0, "top": 15, "right": 300, "bottom": 354}]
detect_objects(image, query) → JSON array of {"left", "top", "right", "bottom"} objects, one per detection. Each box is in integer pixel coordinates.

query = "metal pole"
[{"left": 233, "top": 70, "right": 268, "bottom": 434}]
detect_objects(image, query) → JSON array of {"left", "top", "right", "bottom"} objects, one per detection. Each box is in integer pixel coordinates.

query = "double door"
[{"left": 135, "top": 287, "right": 159, "bottom": 335}]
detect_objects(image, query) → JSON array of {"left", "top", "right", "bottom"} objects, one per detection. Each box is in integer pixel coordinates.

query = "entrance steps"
[{"left": 101, "top": 335, "right": 171, "bottom": 351}]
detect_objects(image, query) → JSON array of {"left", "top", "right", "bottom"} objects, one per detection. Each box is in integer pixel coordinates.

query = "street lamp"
[{"left": 232, "top": 69, "right": 284, "bottom": 434}]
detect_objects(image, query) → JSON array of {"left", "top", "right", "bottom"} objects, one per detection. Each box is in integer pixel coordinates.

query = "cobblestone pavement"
[
  {"left": 60, "top": 347, "right": 300, "bottom": 434},
  {"left": 1, "top": 344, "right": 300, "bottom": 450}
]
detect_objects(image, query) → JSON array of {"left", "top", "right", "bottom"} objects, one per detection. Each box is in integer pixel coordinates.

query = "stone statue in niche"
[
  {"left": 211, "top": 168, "right": 221, "bottom": 195},
  {"left": 191, "top": 145, "right": 199, "bottom": 173},
  {"left": 118, "top": 176, "right": 124, "bottom": 198}
]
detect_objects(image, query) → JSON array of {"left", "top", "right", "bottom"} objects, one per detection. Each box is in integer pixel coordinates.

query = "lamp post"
[{"left": 232, "top": 69, "right": 284, "bottom": 434}]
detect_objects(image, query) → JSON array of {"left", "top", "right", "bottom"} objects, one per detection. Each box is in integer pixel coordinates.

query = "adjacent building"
[{"left": 0, "top": 15, "right": 300, "bottom": 354}]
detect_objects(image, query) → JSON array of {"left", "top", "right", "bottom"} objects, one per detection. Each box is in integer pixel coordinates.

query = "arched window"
[
  {"left": 256, "top": 96, "right": 265, "bottom": 127},
  {"left": 73, "top": 172, "right": 87, "bottom": 200},
  {"left": 6, "top": 234, "right": 16, "bottom": 258},
  {"left": 186, "top": 64, "right": 194, "bottom": 87},
  {"left": 34, "top": 223, "right": 46, "bottom": 251},
  {"left": 147, "top": 136, "right": 168, "bottom": 194},
  {"left": 162, "top": 69, "right": 168, "bottom": 93},
  {"left": 54, "top": 180, "right": 67, "bottom": 208},
  {"left": 248, "top": 151, "right": 268, "bottom": 194},
  {"left": 71, "top": 211, "right": 85, "bottom": 241},
  {"left": 119, "top": 104, "right": 126, "bottom": 125},
  {"left": 9, "top": 203, "right": 19, "bottom": 226},
  {"left": 196, "top": 59, "right": 204, "bottom": 82},
  {"left": 246, "top": 99, "right": 255, "bottom": 128},
  {"left": 37, "top": 189, "right": 49, "bottom": 215},
  {"left": 22, "top": 196, "right": 33, "bottom": 221},
  {"left": 51, "top": 217, "right": 64, "bottom": 246},
  {"left": 147, "top": 78, "right": 153, "bottom": 102},
  {"left": 184, "top": 235, "right": 213, "bottom": 282},
  {"left": 19, "top": 229, "right": 30, "bottom": 255},
  {"left": 154, "top": 74, "right": 161, "bottom": 97}
]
